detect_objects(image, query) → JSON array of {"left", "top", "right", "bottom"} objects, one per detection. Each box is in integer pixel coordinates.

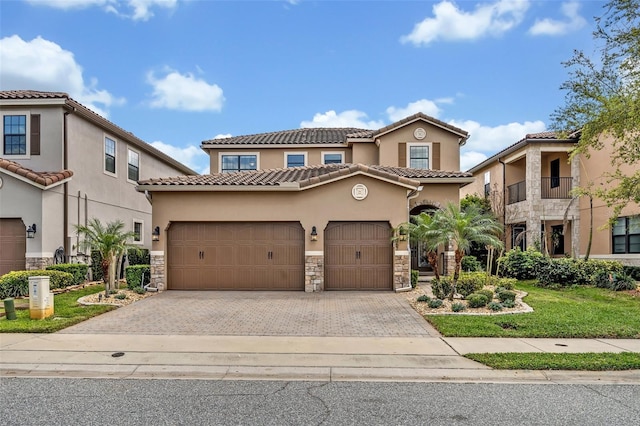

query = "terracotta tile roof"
[
  {"left": 202, "top": 128, "right": 367, "bottom": 146},
  {"left": 0, "top": 90, "right": 71, "bottom": 100},
  {"left": 138, "top": 163, "right": 424, "bottom": 189},
  {"left": 370, "top": 165, "right": 472, "bottom": 179},
  {"left": 0, "top": 158, "right": 73, "bottom": 187},
  {"left": 370, "top": 112, "right": 469, "bottom": 139}
]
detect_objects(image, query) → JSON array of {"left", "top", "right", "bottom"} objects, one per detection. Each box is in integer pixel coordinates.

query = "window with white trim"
[
  {"left": 612, "top": 216, "right": 640, "bottom": 254},
  {"left": 104, "top": 136, "right": 116, "bottom": 174},
  {"left": 133, "top": 220, "right": 143, "bottom": 244},
  {"left": 128, "top": 149, "right": 140, "bottom": 182},
  {"left": 407, "top": 144, "right": 431, "bottom": 169},
  {"left": 221, "top": 154, "right": 258, "bottom": 173},
  {"left": 3, "top": 115, "right": 27, "bottom": 155},
  {"left": 322, "top": 152, "right": 344, "bottom": 164},
  {"left": 285, "top": 152, "right": 306, "bottom": 168},
  {"left": 484, "top": 171, "right": 491, "bottom": 197}
]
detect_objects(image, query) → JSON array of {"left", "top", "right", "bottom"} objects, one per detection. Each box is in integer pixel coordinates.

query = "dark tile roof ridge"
[
  {"left": 201, "top": 127, "right": 369, "bottom": 145},
  {"left": 371, "top": 112, "right": 469, "bottom": 138},
  {"left": 0, "top": 90, "right": 71, "bottom": 100},
  {"left": 370, "top": 165, "right": 472, "bottom": 178},
  {"left": 0, "top": 158, "right": 73, "bottom": 186}
]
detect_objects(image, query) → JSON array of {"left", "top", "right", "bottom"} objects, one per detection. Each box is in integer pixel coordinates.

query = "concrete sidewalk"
[{"left": 1, "top": 333, "right": 639, "bottom": 384}]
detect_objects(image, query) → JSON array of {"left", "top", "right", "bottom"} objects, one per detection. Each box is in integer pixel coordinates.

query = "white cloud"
[
  {"left": 401, "top": 0, "right": 530, "bottom": 46},
  {"left": 452, "top": 119, "right": 546, "bottom": 153},
  {"left": 300, "top": 110, "right": 384, "bottom": 129},
  {"left": 0, "top": 35, "right": 123, "bottom": 117},
  {"left": 26, "top": 0, "right": 178, "bottom": 21},
  {"left": 147, "top": 69, "right": 225, "bottom": 112},
  {"left": 386, "top": 99, "right": 445, "bottom": 122},
  {"left": 150, "top": 140, "right": 208, "bottom": 173},
  {"left": 460, "top": 151, "right": 489, "bottom": 171},
  {"left": 528, "top": 1, "right": 586, "bottom": 36},
  {"left": 212, "top": 133, "right": 233, "bottom": 139}
]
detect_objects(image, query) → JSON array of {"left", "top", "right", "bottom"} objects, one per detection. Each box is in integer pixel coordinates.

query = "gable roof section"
[
  {"left": 0, "top": 90, "right": 197, "bottom": 175},
  {"left": 465, "top": 131, "right": 581, "bottom": 173},
  {"left": 368, "top": 112, "right": 469, "bottom": 142},
  {"left": 201, "top": 127, "right": 366, "bottom": 147},
  {"left": 0, "top": 158, "right": 73, "bottom": 189},
  {"left": 137, "top": 163, "right": 423, "bottom": 192}
]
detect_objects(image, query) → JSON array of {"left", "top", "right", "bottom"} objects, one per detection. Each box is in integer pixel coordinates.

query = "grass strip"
[
  {"left": 465, "top": 352, "right": 640, "bottom": 371},
  {"left": 0, "top": 285, "right": 115, "bottom": 333},
  {"left": 426, "top": 281, "right": 640, "bottom": 338}
]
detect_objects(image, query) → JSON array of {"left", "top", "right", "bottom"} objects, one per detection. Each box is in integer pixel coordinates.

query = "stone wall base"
[
  {"left": 26, "top": 257, "right": 54, "bottom": 271},
  {"left": 150, "top": 253, "right": 166, "bottom": 291},
  {"left": 393, "top": 253, "right": 410, "bottom": 290},
  {"left": 305, "top": 255, "right": 324, "bottom": 292}
]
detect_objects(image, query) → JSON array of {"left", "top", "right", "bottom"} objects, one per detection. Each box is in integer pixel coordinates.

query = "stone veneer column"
[
  {"left": 305, "top": 253, "right": 324, "bottom": 292},
  {"left": 150, "top": 251, "right": 166, "bottom": 291},
  {"left": 26, "top": 256, "right": 54, "bottom": 270},
  {"left": 393, "top": 251, "right": 410, "bottom": 290},
  {"left": 526, "top": 145, "right": 542, "bottom": 249},
  {"left": 444, "top": 251, "right": 456, "bottom": 276}
]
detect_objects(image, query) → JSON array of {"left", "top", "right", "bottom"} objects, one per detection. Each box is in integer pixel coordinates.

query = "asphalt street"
[{"left": 1, "top": 378, "right": 639, "bottom": 425}]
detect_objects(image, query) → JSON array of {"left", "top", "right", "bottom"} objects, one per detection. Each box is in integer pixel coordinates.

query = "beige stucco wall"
[
  {"left": 459, "top": 161, "right": 504, "bottom": 200},
  {"left": 0, "top": 174, "right": 43, "bottom": 256},
  {"left": 377, "top": 121, "right": 462, "bottom": 171},
  {"left": 411, "top": 183, "right": 461, "bottom": 211},
  {"left": 541, "top": 151, "right": 571, "bottom": 177},
  {"left": 150, "top": 174, "right": 412, "bottom": 253},
  {"left": 351, "top": 142, "right": 378, "bottom": 165}
]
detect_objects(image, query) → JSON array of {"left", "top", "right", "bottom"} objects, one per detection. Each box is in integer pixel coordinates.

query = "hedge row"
[
  {"left": 0, "top": 270, "right": 74, "bottom": 299},
  {"left": 431, "top": 272, "right": 516, "bottom": 300},
  {"left": 125, "top": 265, "right": 151, "bottom": 289},
  {"left": 46, "top": 263, "right": 88, "bottom": 286}
]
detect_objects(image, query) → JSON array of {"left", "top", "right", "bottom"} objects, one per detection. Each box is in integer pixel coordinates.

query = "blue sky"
[{"left": 0, "top": 0, "right": 605, "bottom": 173}]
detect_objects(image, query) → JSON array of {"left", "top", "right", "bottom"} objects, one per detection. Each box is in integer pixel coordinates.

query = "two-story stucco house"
[
  {"left": 137, "top": 113, "right": 473, "bottom": 292},
  {"left": 0, "top": 90, "right": 196, "bottom": 276},
  {"left": 460, "top": 131, "right": 639, "bottom": 266}
]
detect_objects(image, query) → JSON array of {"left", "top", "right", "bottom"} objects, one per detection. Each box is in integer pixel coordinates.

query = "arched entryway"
[{"left": 409, "top": 204, "right": 439, "bottom": 274}]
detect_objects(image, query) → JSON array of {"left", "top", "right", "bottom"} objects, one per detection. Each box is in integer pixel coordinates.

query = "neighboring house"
[
  {"left": 137, "top": 113, "right": 473, "bottom": 292},
  {"left": 460, "top": 131, "right": 639, "bottom": 266},
  {"left": 0, "top": 90, "right": 196, "bottom": 276}
]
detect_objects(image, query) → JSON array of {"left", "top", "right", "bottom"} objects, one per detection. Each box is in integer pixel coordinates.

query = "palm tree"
[
  {"left": 398, "top": 212, "right": 442, "bottom": 280},
  {"left": 426, "top": 202, "right": 504, "bottom": 300},
  {"left": 76, "top": 218, "right": 138, "bottom": 295}
]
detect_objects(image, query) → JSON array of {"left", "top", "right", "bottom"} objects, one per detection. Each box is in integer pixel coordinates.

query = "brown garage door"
[
  {"left": 0, "top": 219, "right": 26, "bottom": 277},
  {"left": 167, "top": 222, "right": 304, "bottom": 290},
  {"left": 325, "top": 222, "right": 393, "bottom": 291}
]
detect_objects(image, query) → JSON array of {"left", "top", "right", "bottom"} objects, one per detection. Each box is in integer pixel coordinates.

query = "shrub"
[
  {"left": 467, "top": 293, "right": 489, "bottom": 308},
  {"left": 411, "top": 270, "right": 419, "bottom": 289},
  {"left": 497, "top": 277, "right": 517, "bottom": 290},
  {"left": 594, "top": 270, "right": 638, "bottom": 291},
  {"left": 497, "top": 290, "right": 517, "bottom": 303},
  {"left": 457, "top": 272, "right": 486, "bottom": 298},
  {"left": 498, "top": 248, "right": 548, "bottom": 280},
  {"left": 538, "top": 258, "right": 625, "bottom": 287},
  {"left": 0, "top": 270, "right": 74, "bottom": 299},
  {"left": 488, "top": 301, "right": 503, "bottom": 311},
  {"left": 90, "top": 250, "right": 103, "bottom": 282},
  {"left": 417, "top": 294, "right": 431, "bottom": 302},
  {"left": 477, "top": 289, "right": 494, "bottom": 301},
  {"left": 501, "top": 299, "right": 516, "bottom": 308},
  {"left": 125, "top": 265, "right": 151, "bottom": 289},
  {"left": 461, "top": 255, "right": 482, "bottom": 272},
  {"left": 115, "top": 292, "right": 127, "bottom": 300},
  {"left": 127, "top": 248, "right": 150, "bottom": 266},
  {"left": 451, "top": 302, "right": 466, "bottom": 312},
  {"left": 624, "top": 266, "right": 640, "bottom": 281},
  {"left": 431, "top": 276, "right": 453, "bottom": 300},
  {"left": 133, "top": 287, "right": 146, "bottom": 295},
  {"left": 46, "top": 263, "right": 88, "bottom": 286},
  {"left": 428, "top": 299, "right": 443, "bottom": 309}
]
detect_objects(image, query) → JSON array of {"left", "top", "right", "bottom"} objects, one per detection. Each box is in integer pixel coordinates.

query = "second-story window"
[
  {"left": 286, "top": 153, "right": 306, "bottom": 167},
  {"left": 128, "top": 149, "right": 140, "bottom": 181},
  {"left": 322, "top": 152, "right": 344, "bottom": 164},
  {"left": 409, "top": 145, "right": 430, "bottom": 169},
  {"left": 3, "top": 115, "right": 27, "bottom": 155},
  {"left": 612, "top": 216, "right": 640, "bottom": 254},
  {"left": 105, "top": 137, "right": 116, "bottom": 174},
  {"left": 221, "top": 154, "right": 257, "bottom": 173}
]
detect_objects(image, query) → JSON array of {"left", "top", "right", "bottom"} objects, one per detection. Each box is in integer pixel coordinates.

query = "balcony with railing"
[
  {"left": 507, "top": 181, "right": 526, "bottom": 205},
  {"left": 541, "top": 177, "right": 572, "bottom": 199}
]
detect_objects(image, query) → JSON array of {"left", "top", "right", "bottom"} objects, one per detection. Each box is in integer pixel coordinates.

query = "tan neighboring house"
[
  {"left": 460, "top": 131, "right": 639, "bottom": 266},
  {"left": 137, "top": 113, "right": 474, "bottom": 292},
  {"left": 0, "top": 90, "right": 196, "bottom": 276}
]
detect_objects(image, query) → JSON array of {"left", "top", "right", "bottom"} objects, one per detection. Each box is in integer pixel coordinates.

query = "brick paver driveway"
[{"left": 60, "top": 291, "right": 439, "bottom": 337}]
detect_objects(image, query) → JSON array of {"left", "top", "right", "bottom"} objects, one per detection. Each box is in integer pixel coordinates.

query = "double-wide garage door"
[
  {"left": 168, "top": 222, "right": 304, "bottom": 290},
  {"left": 325, "top": 222, "right": 393, "bottom": 291},
  {"left": 0, "top": 219, "right": 26, "bottom": 277}
]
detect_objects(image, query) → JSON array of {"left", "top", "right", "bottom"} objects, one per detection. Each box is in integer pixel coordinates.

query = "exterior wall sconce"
[
  {"left": 398, "top": 228, "right": 407, "bottom": 241},
  {"left": 310, "top": 226, "right": 318, "bottom": 241},
  {"left": 152, "top": 226, "right": 160, "bottom": 241},
  {"left": 26, "top": 224, "right": 37, "bottom": 239}
]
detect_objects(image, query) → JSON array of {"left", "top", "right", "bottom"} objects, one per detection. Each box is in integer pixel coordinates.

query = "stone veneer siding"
[
  {"left": 305, "top": 254, "right": 324, "bottom": 292},
  {"left": 393, "top": 253, "right": 410, "bottom": 290},
  {"left": 26, "top": 256, "right": 53, "bottom": 270},
  {"left": 150, "top": 252, "right": 166, "bottom": 291}
]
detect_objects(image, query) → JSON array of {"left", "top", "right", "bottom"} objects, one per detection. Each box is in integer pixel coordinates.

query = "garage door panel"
[{"left": 168, "top": 222, "right": 303, "bottom": 290}]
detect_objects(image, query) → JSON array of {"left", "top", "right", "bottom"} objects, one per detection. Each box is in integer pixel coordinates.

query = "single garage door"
[
  {"left": 325, "top": 221, "right": 393, "bottom": 291},
  {"left": 0, "top": 218, "right": 26, "bottom": 277},
  {"left": 167, "top": 222, "right": 304, "bottom": 290}
]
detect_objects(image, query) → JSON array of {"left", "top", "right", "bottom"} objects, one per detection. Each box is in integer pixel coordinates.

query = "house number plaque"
[{"left": 352, "top": 184, "right": 368, "bottom": 200}]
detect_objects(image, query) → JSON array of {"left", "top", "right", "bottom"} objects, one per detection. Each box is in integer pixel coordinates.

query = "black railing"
[
  {"left": 507, "top": 181, "right": 526, "bottom": 205},
  {"left": 542, "top": 177, "right": 572, "bottom": 199}
]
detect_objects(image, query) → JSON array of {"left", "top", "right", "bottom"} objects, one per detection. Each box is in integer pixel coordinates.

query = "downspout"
[{"left": 63, "top": 109, "right": 73, "bottom": 260}]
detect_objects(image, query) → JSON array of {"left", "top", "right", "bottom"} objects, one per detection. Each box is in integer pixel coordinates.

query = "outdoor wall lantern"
[
  {"left": 398, "top": 227, "right": 407, "bottom": 241},
  {"left": 26, "top": 224, "right": 37, "bottom": 239},
  {"left": 310, "top": 226, "right": 318, "bottom": 241},
  {"left": 152, "top": 226, "right": 160, "bottom": 241}
]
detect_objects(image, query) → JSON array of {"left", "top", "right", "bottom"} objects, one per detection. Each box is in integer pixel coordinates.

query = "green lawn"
[
  {"left": 465, "top": 352, "right": 640, "bottom": 370},
  {"left": 0, "top": 285, "right": 115, "bottom": 333},
  {"left": 426, "top": 281, "right": 640, "bottom": 338}
]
